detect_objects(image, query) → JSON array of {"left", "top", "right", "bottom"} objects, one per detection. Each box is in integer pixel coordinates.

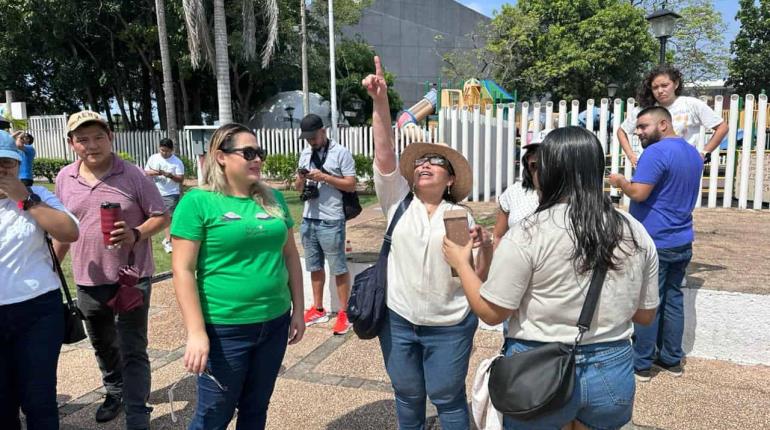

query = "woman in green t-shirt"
[{"left": 171, "top": 123, "right": 305, "bottom": 429}]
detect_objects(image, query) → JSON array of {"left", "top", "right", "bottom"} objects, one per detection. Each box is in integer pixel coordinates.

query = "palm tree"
[
  {"left": 183, "top": 0, "right": 279, "bottom": 125},
  {"left": 155, "top": 0, "right": 178, "bottom": 136}
]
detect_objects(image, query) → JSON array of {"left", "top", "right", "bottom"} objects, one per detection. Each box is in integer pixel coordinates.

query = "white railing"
[{"left": 25, "top": 93, "right": 770, "bottom": 210}]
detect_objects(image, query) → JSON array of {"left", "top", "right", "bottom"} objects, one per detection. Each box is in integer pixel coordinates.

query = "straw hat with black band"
[{"left": 398, "top": 142, "right": 472, "bottom": 202}]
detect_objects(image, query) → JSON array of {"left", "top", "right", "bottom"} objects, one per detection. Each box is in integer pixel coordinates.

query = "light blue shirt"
[
  {"left": 298, "top": 139, "right": 356, "bottom": 221},
  {"left": 19, "top": 144, "right": 35, "bottom": 180}
]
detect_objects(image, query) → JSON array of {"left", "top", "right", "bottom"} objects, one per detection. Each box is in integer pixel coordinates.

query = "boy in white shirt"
[{"left": 145, "top": 138, "right": 184, "bottom": 253}]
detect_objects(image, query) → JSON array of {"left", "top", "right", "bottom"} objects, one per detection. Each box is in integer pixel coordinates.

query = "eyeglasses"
[
  {"left": 414, "top": 154, "right": 454, "bottom": 175},
  {"left": 221, "top": 146, "right": 267, "bottom": 161},
  {"left": 168, "top": 369, "right": 228, "bottom": 425}
]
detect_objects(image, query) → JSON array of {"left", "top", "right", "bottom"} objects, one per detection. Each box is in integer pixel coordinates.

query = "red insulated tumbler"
[{"left": 100, "top": 202, "right": 122, "bottom": 249}]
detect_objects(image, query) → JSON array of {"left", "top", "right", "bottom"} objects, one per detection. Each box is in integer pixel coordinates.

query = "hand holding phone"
[{"left": 443, "top": 209, "right": 474, "bottom": 276}]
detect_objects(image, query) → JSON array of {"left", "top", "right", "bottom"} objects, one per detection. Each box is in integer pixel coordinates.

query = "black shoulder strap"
[
  {"left": 44, "top": 234, "right": 77, "bottom": 310},
  {"left": 380, "top": 192, "right": 414, "bottom": 256},
  {"left": 576, "top": 265, "right": 608, "bottom": 336},
  {"left": 310, "top": 143, "right": 329, "bottom": 171}
]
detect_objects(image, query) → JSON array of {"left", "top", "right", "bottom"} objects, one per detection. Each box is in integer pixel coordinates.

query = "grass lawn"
[{"left": 35, "top": 182, "right": 377, "bottom": 289}]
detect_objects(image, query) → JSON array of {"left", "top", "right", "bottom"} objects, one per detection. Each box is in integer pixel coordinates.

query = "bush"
[
  {"left": 33, "top": 158, "right": 70, "bottom": 183},
  {"left": 179, "top": 155, "right": 198, "bottom": 178},
  {"left": 117, "top": 151, "right": 136, "bottom": 163},
  {"left": 263, "top": 153, "right": 300, "bottom": 186},
  {"left": 354, "top": 154, "right": 374, "bottom": 191}
]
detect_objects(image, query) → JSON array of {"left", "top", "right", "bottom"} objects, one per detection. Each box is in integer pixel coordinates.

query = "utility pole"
[
  {"left": 300, "top": 0, "right": 310, "bottom": 115},
  {"left": 328, "top": 0, "right": 338, "bottom": 140},
  {"left": 155, "top": 0, "right": 178, "bottom": 140}
]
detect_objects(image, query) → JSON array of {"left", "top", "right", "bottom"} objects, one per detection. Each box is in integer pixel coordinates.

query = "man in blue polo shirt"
[
  {"left": 609, "top": 106, "right": 703, "bottom": 382},
  {"left": 295, "top": 114, "right": 357, "bottom": 335}
]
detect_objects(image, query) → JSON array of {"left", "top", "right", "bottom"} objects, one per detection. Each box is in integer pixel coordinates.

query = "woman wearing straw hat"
[{"left": 362, "top": 57, "right": 493, "bottom": 429}]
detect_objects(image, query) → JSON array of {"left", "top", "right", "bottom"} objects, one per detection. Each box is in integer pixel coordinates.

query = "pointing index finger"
[{"left": 374, "top": 55, "right": 383, "bottom": 77}]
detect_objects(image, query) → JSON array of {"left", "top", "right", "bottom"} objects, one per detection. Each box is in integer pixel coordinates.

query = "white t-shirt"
[
  {"left": 145, "top": 153, "right": 185, "bottom": 196},
  {"left": 0, "top": 186, "right": 78, "bottom": 305},
  {"left": 622, "top": 96, "right": 724, "bottom": 155},
  {"left": 374, "top": 164, "right": 475, "bottom": 326},
  {"left": 498, "top": 182, "right": 539, "bottom": 229},
  {"left": 481, "top": 204, "right": 659, "bottom": 344}
]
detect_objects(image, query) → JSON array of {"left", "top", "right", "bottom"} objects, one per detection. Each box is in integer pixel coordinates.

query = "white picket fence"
[{"left": 26, "top": 93, "right": 769, "bottom": 209}]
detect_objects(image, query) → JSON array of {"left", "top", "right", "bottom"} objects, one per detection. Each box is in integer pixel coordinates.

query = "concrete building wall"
[{"left": 343, "top": 0, "right": 489, "bottom": 108}]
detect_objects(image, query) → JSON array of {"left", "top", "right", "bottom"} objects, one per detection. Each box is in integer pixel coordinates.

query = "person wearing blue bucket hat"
[{"left": 0, "top": 129, "right": 80, "bottom": 429}]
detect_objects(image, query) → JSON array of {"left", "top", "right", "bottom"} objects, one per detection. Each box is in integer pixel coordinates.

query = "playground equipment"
[{"left": 396, "top": 88, "right": 438, "bottom": 129}]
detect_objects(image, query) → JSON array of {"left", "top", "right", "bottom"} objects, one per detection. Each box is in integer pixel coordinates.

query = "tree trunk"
[
  {"left": 103, "top": 96, "right": 115, "bottom": 130},
  {"left": 155, "top": 0, "right": 178, "bottom": 137},
  {"left": 141, "top": 66, "right": 154, "bottom": 130},
  {"left": 213, "top": 0, "right": 233, "bottom": 124},
  {"left": 179, "top": 73, "right": 191, "bottom": 125},
  {"left": 112, "top": 85, "right": 131, "bottom": 131}
]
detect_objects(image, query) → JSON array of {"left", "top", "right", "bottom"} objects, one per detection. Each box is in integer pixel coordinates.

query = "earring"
[{"left": 447, "top": 184, "right": 452, "bottom": 196}]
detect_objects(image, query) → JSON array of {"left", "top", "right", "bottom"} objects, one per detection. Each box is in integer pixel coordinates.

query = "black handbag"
[
  {"left": 44, "top": 235, "right": 87, "bottom": 344},
  {"left": 488, "top": 265, "right": 608, "bottom": 420},
  {"left": 347, "top": 192, "right": 413, "bottom": 339}
]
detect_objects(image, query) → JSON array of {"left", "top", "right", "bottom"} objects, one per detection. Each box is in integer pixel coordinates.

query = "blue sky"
[{"left": 456, "top": 0, "right": 740, "bottom": 47}]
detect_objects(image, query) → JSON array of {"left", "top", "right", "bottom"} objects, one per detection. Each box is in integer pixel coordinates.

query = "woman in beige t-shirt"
[{"left": 444, "top": 127, "right": 659, "bottom": 430}]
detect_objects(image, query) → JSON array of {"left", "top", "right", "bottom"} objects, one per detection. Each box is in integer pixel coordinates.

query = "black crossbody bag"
[
  {"left": 310, "top": 147, "right": 362, "bottom": 221},
  {"left": 44, "top": 235, "right": 87, "bottom": 344},
  {"left": 488, "top": 265, "right": 608, "bottom": 420},
  {"left": 347, "top": 192, "right": 413, "bottom": 339}
]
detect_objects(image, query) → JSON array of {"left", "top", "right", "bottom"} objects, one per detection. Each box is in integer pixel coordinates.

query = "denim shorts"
[
  {"left": 162, "top": 194, "right": 180, "bottom": 214},
  {"left": 502, "top": 338, "right": 634, "bottom": 430},
  {"left": 300, "top": 218, "right": 348, "bottom": 275}
]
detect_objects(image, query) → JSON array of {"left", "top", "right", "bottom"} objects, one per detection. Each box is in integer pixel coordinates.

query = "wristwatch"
[{"left": 19, "top": 192, "right": 42, "bottom": 211}]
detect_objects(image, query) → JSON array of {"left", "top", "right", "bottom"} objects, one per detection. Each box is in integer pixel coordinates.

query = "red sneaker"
[
  {"left": 303, "top": 307, "right": 329, "bottom": 326},
  {"left": 332, "top": 310, "right": 352, "bottom": 335}
]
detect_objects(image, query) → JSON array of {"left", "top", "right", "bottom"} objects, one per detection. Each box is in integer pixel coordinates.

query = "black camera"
[{"left": 297, "top": 168, "right": 320, "bottom": 201}]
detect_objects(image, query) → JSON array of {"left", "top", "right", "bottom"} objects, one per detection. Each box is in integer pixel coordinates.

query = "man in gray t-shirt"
[{"left": 294, "top": 114, "right": 357, "bottom": 335}]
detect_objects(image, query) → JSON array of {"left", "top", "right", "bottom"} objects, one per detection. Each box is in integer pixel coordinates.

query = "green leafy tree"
[
  {"left": 670, "top": 1, "right": 729, "bottom": 84},
  {"left": 443, "top": 0, "right": 658, "bottom": 101},
  {"left": 728, "top": 0, "right": 770, "bottom": 95}
]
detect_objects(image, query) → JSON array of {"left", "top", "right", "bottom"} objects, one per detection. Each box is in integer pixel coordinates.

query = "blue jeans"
[
  {"left": 0, "top": 289, "right": 64, "bottom": 430},
  {"left": 189, "top": 312, "right": 290, "bottom": 430},
  {"left": 633, "top": 244, "right": 692, "bottom": 371},
  {"left": 503, "top": 339, "right": 634, "bottom": 430},
  {"left": 378, "top": 309, "right": 477, "bottom": 430},
  {"left": 300, "top": 218, "right": 348, "bottom": 275}
]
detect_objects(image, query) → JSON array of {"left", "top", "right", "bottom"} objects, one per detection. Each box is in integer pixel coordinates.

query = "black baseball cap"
[{"left": 299, "top": 114, "right": 324, "bottom": 140}]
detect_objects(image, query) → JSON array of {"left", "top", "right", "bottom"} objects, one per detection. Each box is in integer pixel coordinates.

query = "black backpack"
[{"left": 347, "top": 192, "right": 413, "bottom": 339}]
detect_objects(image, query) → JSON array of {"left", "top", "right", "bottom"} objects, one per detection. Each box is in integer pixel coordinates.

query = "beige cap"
[{"left": 67, "top": 110, "right": 109, "bottom": 133}]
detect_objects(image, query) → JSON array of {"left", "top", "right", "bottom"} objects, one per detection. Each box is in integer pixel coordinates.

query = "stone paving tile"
[
  {"left": 56, "top": 348, "right": 105, "bottom": 407},
  {"left": 633, "top": 357, "right": 770, "bottom": 430},
  {"left": 147, "top": 308, "right": 187, "bottom": 352}
]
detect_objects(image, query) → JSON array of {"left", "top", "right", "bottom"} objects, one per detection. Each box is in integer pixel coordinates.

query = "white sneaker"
[{"left": 162, "top": 239, "right": 172, "bottom": 253}]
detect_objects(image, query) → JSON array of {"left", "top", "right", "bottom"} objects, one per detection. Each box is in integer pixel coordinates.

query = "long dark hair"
[
  {"left": 534, "top": 127, "right": 639, "bottom": 273},
  {"left": 521, "top": 147, "right": 537, "bottom": 191},
  {"left": 637, "top": 65, "right": 683, "bottom": 108}
]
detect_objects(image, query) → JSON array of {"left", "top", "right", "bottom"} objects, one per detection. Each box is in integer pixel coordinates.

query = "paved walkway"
[{"left": 53, "top": 205, "right": 770, "bottom": 429}]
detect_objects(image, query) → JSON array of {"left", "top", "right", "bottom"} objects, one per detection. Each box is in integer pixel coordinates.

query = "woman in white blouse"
[
  {"left": 363, "top": 57, "right": 493, "bottom": 429},
  {"left": 0, "top": 130, "right": 79, "bottom": 429},
  {"left": 444, "top": 127, "right": 659, "bottom": 430}
]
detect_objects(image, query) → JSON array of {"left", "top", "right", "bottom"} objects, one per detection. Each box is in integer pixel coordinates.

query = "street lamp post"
[
  {"left": 607, "top": 83, "right": 619, "bottom": 99},
  {"left": 646, "top": 4, "right": 682, "bottom": 65},
  {"left": 284, "top": 106, "right": 295, "bottom": 129}
]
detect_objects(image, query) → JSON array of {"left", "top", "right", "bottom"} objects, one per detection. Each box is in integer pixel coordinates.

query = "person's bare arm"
[
  {"left": 492, "top": 209, "right": 509, "bottom": 250},
  {"left": 632, "top": 308, "right": 656, "bottom": 325},
  {"left": 703, "top": 121, "right": 729, "bottom": 154},
  {"left": 283, "top": 230, "right": 306, "bottom": 345},
  {"left": 617, "top": 128, "right": 638, "bottom": 168},
  {"left": 363, "top": 56, "right": 397, "bottom": 174},
  {"left": 172, "top": 237, "right": 209, "bottom": 374},
  {"left": 608, "top": 174, "right": 654, "bottom": 202}
]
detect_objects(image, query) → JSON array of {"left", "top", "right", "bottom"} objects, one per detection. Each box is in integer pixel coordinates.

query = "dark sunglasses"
[
  {"left": 221, "top": 146, "right": 267, "bottom": 161},
  {"left": 414, "top": 153, "right": 454, "bottom": 171}
]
